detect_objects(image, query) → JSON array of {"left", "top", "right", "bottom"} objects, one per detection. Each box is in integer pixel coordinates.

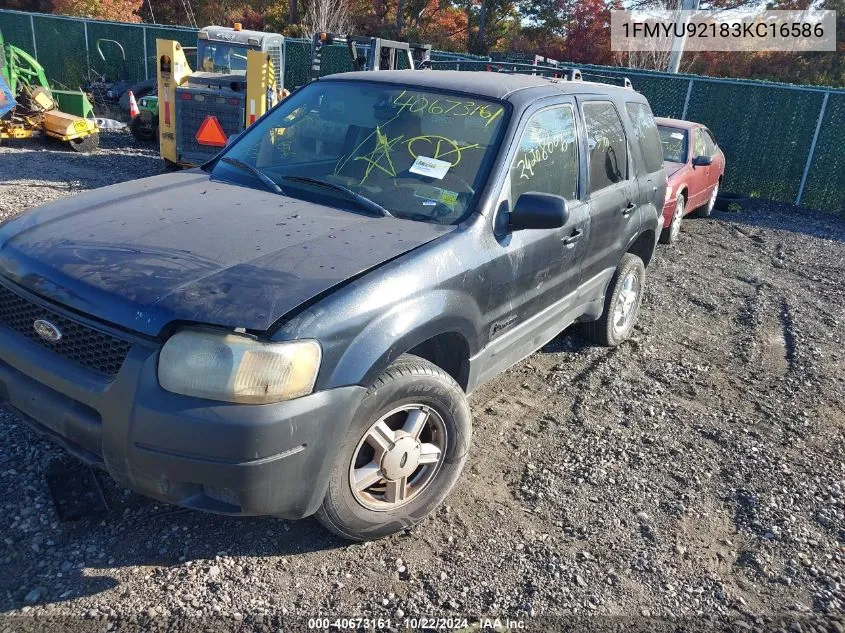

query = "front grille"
[
  {"left": 176, "top": 92, "right": 244, "bottom": 164},
  {"left": 0, "top": 283, "right": 131, "bottom": 377}
]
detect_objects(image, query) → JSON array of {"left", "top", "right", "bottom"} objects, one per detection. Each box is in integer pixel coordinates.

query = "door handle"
[
  {"left": 621, "top": 202, "right": 636, "bottom": 218},
  {"left": 562, "top": 228, "right": 583, "bottom": 245}
]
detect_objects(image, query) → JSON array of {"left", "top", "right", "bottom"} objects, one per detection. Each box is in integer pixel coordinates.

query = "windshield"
[
  {"left": 212, "top": 80, "right": 509, "bottom": 224},
  {"left": 199, "top": 41, "right": 249, "bottom": 73},
  {"left": 658, "top": 126, "right": 688, "bottom": 164}
]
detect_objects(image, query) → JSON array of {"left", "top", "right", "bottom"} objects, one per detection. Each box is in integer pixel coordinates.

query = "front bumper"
[{"left": 0, "top": 311, "right": 366, "bottom": 519}]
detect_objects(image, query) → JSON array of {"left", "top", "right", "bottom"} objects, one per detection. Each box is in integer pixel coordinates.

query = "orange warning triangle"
[{"left": 195, "top": 115, "right": 228, "bottom": 147}]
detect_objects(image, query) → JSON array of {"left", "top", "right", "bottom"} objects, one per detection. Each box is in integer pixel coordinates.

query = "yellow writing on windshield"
[
  {"left": 392, "top": 91, "right": 504, "bottom": 127},
  {"left": 406, "top": 135, "right": 480, "bottom": 168},
  {"left": 353, "top": 126, "right": 404, "bottom": 184}
]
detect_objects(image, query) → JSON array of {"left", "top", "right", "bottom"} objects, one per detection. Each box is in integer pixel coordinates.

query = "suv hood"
[{"left": 0, "top": 171, "right": 452, "bottom": 337}]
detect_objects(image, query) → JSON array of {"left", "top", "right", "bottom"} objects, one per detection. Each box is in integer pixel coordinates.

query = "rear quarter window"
[{"left": 625, "top": 102, "right": 663, "bottom": 174}]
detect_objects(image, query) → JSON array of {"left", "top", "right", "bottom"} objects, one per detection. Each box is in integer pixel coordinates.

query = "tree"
[
  {"left": 465, "top": 0, "right": 518, "bottom": 53},
  {"left": 560, "top": 0, "right": 618, "bottom": 65},
  {"left": 304, "top": 0, "right": 353, "bottom": 35},
  {"left": 51, "top": 0, "right": 144, "bottom": 21}
]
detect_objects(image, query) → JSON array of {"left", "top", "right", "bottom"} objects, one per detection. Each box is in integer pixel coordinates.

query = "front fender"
[{"left": 327, "top": 289, "right": 481, "bottom": 390}]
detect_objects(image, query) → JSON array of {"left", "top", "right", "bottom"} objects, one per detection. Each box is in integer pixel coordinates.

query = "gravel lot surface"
[{"left": 0, "top": 132, "right": 843, "bottom": 631}]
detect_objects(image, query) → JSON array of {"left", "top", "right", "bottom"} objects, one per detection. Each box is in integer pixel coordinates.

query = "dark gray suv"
[{"left": 0, "top": 70, "right": 665, "bottom": 540}]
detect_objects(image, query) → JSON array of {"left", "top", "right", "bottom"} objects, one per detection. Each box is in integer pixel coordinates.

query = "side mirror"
[
  {"left": 692, "top": 155, "right": 712, "bottom": 167},
  {"left": 509, "top": 192, "right": 569, "bottom": 231}
]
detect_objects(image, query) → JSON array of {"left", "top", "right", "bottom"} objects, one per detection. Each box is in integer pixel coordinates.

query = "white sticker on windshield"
[
  {"left": 409, "top": 156, "right": 451, "bottom": 180},
  {"left": 671, "top": 132, "right": 684, "bottom": 139}
]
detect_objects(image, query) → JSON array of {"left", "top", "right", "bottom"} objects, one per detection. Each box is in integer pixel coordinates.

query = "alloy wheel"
[
  {"left": 670, "top": 196, "right": 684, "bottom": 242},
  {"left": 708, "top": 183, "right": 719, "bottom": 213},
  {"left": 612, "top": 272, "right": 641, "bottom": 336},
  {"left": 349, "top": 404, "right": 447, "bottom": 511}
]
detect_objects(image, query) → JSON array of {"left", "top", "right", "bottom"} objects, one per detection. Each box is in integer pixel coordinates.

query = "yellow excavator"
[{"left": 0, "top": 29, "right": 99, "bottom": 152}]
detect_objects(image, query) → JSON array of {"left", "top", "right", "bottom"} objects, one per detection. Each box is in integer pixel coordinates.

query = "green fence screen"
[{"left": 1, "top": 8, "right": 843, "bottom": 213}]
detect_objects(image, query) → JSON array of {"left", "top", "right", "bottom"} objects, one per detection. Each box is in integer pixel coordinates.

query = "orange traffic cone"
[{"left": 128, "top": 90, "right": 140, "bottom": 118}]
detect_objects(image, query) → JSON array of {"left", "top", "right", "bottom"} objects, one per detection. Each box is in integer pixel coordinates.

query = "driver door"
[
  {"left": 690, "top": 128, "right": 711, "bottom": 208},
  {"left": 474, "top": 99, "right": 590, "bottom": 383}
]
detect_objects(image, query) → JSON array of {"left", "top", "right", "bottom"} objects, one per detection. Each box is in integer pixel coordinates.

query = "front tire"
[
  {"left": 316, "top": 355, "right": 472, "bottom": 541},
  {"left": 581, "top": 252, "right": 646, "bottom": 347},
  {"left": 659, "top": 195, "right": 684, "bottom": 245}
]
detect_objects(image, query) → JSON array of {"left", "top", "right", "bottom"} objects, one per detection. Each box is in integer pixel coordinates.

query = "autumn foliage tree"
[
  {"left": 51, "top": 0, "right": 143, "bottom": 22},
  {"left": 12, "top": 0, "right": 839, "bottom": 87}
]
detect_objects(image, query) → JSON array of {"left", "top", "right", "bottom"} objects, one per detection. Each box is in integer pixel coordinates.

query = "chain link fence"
[{"left": 1, "top": 8, "right": 843, "bottom": 213}]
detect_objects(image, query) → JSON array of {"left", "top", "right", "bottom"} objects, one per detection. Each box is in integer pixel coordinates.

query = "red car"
[{"left": 656, "top": 117, "right": 726, "bottom": 244}]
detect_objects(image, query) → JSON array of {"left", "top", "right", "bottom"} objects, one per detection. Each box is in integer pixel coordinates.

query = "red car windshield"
[{"left": 658, "top": 126, "right": 688, "bottom": 164}]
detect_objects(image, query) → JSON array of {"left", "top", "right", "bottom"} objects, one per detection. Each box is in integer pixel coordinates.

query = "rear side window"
[
  {"left": 625, "top": 102, "right": 663, "bottom": 174},
  {"left": 583, "top": 101, "right": 628, "bottom": 194},
  {"left": 509, "top": 105, "right": 579, "bottom": 202}
]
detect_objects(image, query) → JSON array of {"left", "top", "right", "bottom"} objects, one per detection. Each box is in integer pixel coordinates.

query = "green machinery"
[{"left": 0, "top": 28, "right": 99, "bottom": 151}]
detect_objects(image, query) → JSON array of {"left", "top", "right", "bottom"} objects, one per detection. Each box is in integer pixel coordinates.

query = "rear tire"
[
  {"left": 581, "top": 253, "right": 646, "bottom": 347},
  {"left": 316, "top": 355, "right": 472, "bottom": 541},
  {"left": 696, "top": 181, "right": 718, "bottom": 218},
  {"left": 130, "top": 116, "right": 157, "bottom": 142}
]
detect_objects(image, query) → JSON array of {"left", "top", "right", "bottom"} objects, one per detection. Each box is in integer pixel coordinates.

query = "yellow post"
[
  {"left": 156, "top": 39, "right": 192, "bottom": 164},
  {"left": 245, "top": 50, "right": 277, "bottom": 129}
]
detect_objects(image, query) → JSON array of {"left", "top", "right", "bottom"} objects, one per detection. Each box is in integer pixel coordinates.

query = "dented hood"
[{"left": 0, "top": 171, "right": 452, "bottom": 337}]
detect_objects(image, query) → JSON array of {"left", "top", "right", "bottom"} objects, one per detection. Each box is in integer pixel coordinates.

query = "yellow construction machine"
[
  {"left": 0, "top": 29, "right": 99, "bottom": 152},
  {"left": 156, "top": 24, "right": 282, "bottom": 167}
]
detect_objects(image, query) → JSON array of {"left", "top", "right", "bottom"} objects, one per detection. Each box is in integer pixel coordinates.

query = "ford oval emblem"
[{"left": 33, "top": 319, "right": 62, "bottom": 343}]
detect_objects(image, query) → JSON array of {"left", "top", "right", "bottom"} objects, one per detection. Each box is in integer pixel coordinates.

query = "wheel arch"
[
  {"left": 627, "top": 228, "right": 657, "bottom": 268},
  {"left": 324, "top": 293, "right": 480, "bottom": 393},
  {"left": 406, "top": 332, "right": 471, "bottom": 391}
]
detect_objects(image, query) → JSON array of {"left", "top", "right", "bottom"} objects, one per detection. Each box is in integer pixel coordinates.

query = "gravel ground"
[{"left": 0, "top": 132, "right": 843, "bottom": 631}]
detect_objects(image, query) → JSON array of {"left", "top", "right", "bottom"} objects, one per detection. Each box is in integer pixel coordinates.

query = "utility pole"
[{"left": 666, "top": 0, "right": 701, "bottom": 73}]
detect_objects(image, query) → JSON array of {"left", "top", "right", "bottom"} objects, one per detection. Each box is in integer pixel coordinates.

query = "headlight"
[{"left": 158, "top": 329, "right": 321, "bottom": 404}]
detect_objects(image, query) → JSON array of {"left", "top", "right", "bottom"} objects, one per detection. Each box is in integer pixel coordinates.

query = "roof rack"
[{"left": 453, "top": 60, "right": 634, "bottom": 89}]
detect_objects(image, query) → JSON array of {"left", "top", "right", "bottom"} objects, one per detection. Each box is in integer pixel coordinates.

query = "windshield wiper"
[
  {"left": 282, "top": 176, "right": 393, "bottom": 217},
  {"left": 221, "top": 157, "right": 284, "bottom": 195}
]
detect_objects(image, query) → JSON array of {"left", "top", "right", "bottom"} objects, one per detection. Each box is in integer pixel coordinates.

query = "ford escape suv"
[{"left": 0, "top": 70, "right": 664, "bottom": 541}]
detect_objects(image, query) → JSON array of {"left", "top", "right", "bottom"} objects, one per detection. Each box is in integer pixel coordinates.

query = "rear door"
[
  {"left": 578, "top": 99, "right": 639, "bottom": 288},
  {"left": 625, "top": 101, "right": 666, "bottom": 227}
]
